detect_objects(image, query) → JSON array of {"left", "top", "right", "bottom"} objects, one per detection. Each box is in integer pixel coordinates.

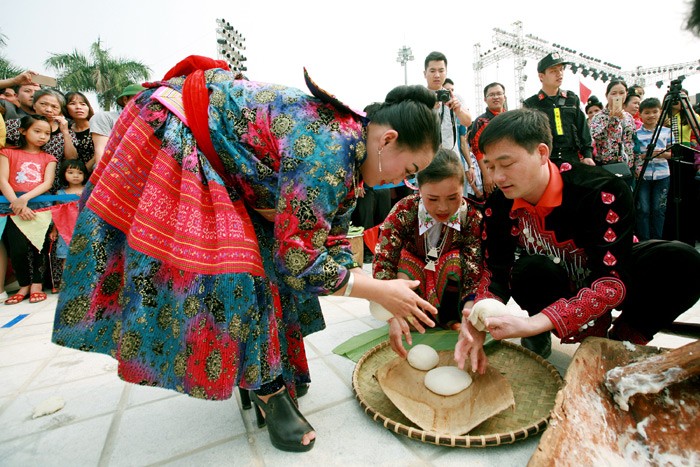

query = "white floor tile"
[
  {"left": 25, "top": 348, "right": 117, "bottom": 391},
  {"left": 156, "top": 434, "right": 258, "bottom": 466},
  {"left": 105, "top": 394, "right": 246, "bottom": 465},
  {"left": 0, "top": 360, "right": 45, "bottom": 398},
  {"left": 0, "top": 413, "right": 113, "bottom": 466},
  {"left": 0, "top": 372, "right": 125, "bottom": 443}
]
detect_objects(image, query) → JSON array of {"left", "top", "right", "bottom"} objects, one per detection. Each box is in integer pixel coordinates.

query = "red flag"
[{"left": 579, "top": 80, "right": 592, "bottom": 105}]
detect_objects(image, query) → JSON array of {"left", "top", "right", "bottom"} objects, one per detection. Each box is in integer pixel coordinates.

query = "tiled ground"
[{"left": 0, "top": 268, "right": 697, "bottom": 466}]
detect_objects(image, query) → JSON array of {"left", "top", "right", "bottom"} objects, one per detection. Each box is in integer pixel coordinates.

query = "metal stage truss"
[{"left": 473, "top": 21, "right": 700, "bottom": 114}]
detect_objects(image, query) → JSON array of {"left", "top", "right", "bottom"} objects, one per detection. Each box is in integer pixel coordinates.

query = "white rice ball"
[
  {"left": 407, "top": 344, "right": 439, "bottom": 371},
  {"left": 424, "top": 366, "right": 473, "bottom": 396},
  {"left": 469, "top": 298, "right": 509, "bottom": 331}
]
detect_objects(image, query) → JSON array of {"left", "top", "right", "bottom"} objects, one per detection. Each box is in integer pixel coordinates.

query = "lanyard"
[{"left": 553, "top": 108, "right": 564, "bottom": 136}]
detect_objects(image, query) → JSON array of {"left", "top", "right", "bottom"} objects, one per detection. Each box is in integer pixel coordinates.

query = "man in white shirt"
[{"left": 423, "top": 51, "right": 471, "bottom": 151}]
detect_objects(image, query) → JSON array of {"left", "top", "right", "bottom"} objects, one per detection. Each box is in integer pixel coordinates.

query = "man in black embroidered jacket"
[{"left": 455, "top": 109, "right": 700, "bottom": 372}]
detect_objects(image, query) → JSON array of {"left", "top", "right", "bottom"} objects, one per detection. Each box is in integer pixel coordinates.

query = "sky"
[{"left": 2, "top": 0, "right": 700, "bottom": 114}]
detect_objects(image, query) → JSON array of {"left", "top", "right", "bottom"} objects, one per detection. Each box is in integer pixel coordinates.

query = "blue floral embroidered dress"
[{"left": 52, "top": 68, "right": 366, "bottom": 400}]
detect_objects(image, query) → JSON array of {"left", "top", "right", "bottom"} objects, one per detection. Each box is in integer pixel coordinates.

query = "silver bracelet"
[{"left": 343, "top": 272, "right": 355, "bottom": 297}]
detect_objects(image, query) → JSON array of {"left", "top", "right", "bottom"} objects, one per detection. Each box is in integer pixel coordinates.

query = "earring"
[{"left": 378, "top": 146, "right": 383, "bottom": 172}]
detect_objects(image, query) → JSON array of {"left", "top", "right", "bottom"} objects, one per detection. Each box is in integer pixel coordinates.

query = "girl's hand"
[
  {"left": 379, "top": 279, "right": 437, "bottom": 333},
  {"left": 18, "top": 206, "right": 35, "bottom": 221},
  {"left": 388, "top": 318, "right": 411, "bottom": 358},
  {"left": 10, "top": 197, "right": 28, "bottom": 214}
]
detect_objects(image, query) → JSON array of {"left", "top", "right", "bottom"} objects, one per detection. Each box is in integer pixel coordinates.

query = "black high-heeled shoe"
[
  {"left": 249, "top": 389, "right": 316, "bottom": 452},
  {"left": 239, "top": 384, "right": 309, "bottom": 411},
  {"left": 239, "top": 387, "right": 252, "bottom": 410}
]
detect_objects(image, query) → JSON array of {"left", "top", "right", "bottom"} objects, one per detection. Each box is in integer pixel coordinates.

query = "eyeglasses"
[{"left": 486, "top": 92, "right": 505, "bottom": 98}]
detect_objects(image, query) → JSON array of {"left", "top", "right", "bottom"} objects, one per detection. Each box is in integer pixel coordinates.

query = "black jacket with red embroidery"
[{"left": 476, "top": 162, "right": 633, "bottom": 343}]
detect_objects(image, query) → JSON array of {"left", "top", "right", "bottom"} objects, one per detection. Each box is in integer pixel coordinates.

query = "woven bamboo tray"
[{"left": 352, "top": 340, "right": 563, "bottom": 447}]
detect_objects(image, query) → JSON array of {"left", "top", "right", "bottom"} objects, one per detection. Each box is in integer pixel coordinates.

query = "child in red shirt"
[{"left": 0, "top": 115, "right": 57, "bottom": 304}]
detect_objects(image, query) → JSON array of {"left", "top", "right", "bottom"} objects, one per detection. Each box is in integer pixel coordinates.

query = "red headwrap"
[
  {"left": 163, "top": 56, "right": 231, "bottom": 183},
  {"left": 163, "top": 55, "right": 230, "bottom": 81}
]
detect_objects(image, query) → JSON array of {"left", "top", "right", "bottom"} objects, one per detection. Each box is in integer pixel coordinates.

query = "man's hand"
[
  {"left": 454, "top": 307, "right": 488, "bottom": 374},
  {"left": 484, "top": 313, "right": 554, "bottom": 340}
]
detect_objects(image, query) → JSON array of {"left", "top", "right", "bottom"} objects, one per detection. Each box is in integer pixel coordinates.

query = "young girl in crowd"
[
  {"left": 5, "top": 89, "right": 78, "bottom": 192},
  {"left": 65, "top": 92, "right": 95, "bottom": 168},
  {"left": 49, "top": 159, "right": 87, "bottom": 291},
  {"left": 0, "top": 115, "right": 57, "bottom": 304}
]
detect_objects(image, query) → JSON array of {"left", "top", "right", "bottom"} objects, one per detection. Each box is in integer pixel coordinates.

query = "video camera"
[{"left": 669, "top": 75, "right": 685, "bottom": 104}]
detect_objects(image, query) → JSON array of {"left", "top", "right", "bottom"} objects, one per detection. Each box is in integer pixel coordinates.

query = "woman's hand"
[
  {"left": 379, "top": 279, "right": 437, "bottom": 334},
  {"left": 610, "top": 107, "right": 625, "bottom": 119},
  {"left": 54, "top": 115, "right": 70, "bottom": 134},
  {"left": 454, "top": 306, "right": 488, "bottom": 374},
  {"left": 388, "top": 317, "right": 411, "bottom": 358}
]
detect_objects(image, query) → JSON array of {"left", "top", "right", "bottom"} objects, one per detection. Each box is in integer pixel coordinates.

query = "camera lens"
[{"left": 436, "top": 90, "right": 450, "bottom": 103}]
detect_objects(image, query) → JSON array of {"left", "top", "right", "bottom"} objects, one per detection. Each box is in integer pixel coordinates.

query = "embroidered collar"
[{"left": 418, "top": 198, "right": 462, "bottom": 235}]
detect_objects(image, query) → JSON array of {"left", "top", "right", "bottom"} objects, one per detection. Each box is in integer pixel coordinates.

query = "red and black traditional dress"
[{"left": 373, "top": 194, "right": 482, "bottom": 327}]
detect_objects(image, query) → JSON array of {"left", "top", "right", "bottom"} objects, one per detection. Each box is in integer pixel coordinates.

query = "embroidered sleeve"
[
  {"left": 542, "top": 178, "right": 634, "bottom": 339},
  {"left": 372, "top": 195, "right": 419, "bottom": 281},
  {"left": 458, "top": 203, "right": 483, "bottom": 303},
  {"left": 541, "top": 277, "right": 625, "bottom": 340},
  {"left": 272, "top": 101, "right": 364, "bottom": 295}
]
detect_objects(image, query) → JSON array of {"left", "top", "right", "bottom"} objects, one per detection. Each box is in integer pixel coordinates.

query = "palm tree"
[
  {"left": 0, "top": 30, "right": 23, "bottom": 80},
  {"left": 45, "top": 38, "right": 151, "bottom": 110}
]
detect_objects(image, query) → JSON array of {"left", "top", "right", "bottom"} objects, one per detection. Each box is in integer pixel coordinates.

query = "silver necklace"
[{"left": 424, "top": 224, "right": 449, "bottom": 271}]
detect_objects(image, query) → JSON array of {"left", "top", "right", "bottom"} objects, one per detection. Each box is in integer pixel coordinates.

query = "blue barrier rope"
[{"left": 0, "top": 194, "right": 80, "bottom": 203}]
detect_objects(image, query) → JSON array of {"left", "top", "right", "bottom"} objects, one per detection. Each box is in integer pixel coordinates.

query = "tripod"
[{"left": 633, "top": 77, "right": 700, "bottom": 243}]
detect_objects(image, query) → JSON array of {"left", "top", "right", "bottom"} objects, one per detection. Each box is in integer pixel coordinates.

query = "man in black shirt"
[{"left": 523, "top": 53, "right": 594, "bottom": 166}]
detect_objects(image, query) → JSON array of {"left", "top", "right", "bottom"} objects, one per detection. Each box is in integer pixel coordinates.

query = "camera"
[{"left": 436, "top": 89, "right": 451, "bottom": 103}]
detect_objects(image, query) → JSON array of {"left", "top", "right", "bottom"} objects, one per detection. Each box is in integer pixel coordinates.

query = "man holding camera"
[
  {"left": 423, "top": 51, "right": 472, "bottom": 150},
  {"left": 523, "top": 53, "right": 594, "bottom": 166}
]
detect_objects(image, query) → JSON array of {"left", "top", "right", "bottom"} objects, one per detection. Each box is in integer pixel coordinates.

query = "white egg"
[
  {"left": 369, "top": 301, "right": 393, "bottom": 321},
  {"left": 468, "top": 298, "right": 509, "bottom": 331},
  {"left": 424, "top": 366, "right": 473, "bottom": 396},
  {"left": 407, "top": 344, "right": 439, "bottom": 371}
]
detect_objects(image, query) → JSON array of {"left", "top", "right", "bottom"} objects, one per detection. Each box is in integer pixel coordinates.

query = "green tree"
[
  {"left": 45, "top": 38, "right": 151, "bottom": 110},
  {"left": 0, "top": 30, "right": 23, "bottom": 80}
]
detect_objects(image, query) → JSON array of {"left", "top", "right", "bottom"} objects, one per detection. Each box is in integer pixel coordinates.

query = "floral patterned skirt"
[{"left": 51, "top": 94, "right": 323, "bottom": 401}]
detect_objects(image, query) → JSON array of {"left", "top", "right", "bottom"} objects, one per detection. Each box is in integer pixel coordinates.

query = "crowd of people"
[
  {"left": 0, "top": 71, "right": 144, "bottom": 304},
  {"left": 0, "top": 49, "right": 698, "bottom": 454}
]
